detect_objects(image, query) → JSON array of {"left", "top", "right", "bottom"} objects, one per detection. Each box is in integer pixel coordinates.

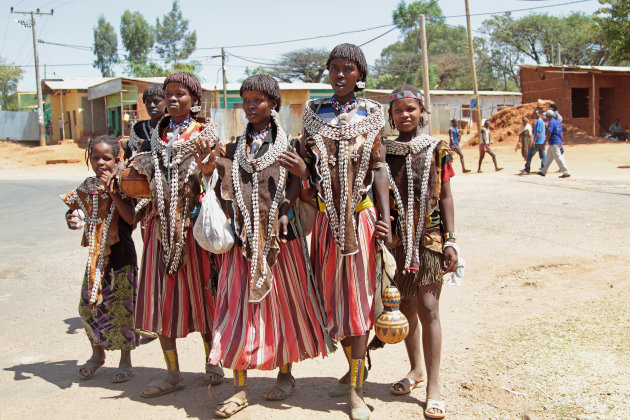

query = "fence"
[{"left": 0, "top": 111, "right": 39, "bottom": 142}]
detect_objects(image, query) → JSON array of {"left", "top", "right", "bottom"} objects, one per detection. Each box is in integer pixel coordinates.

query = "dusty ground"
[{"left": 0, "top": 140, "right": 629, "bottom": 419}]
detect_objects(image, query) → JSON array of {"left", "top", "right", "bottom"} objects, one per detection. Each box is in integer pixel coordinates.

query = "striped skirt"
[
  {"left": 310, "top": 207, "right": 378, "bottom": 340},
  {"left": 209, "top": 239, "right": 329, "bottom": 370},
  {"left": 135, "top": 215, "right": 215, "bottom": 339}
]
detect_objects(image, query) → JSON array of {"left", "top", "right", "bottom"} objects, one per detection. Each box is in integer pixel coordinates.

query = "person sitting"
[{"left": 609, "top": 118, "right": 624, "bottom": 140}]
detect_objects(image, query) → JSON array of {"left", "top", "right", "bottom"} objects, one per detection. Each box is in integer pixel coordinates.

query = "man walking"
[
  {"left": 478, "top": 120, "right": 503, "bottom": 172},
  {"left": 539, "top": 110, "right": 570, "bottom": 178},
  {"left": 515, "top": 116, "right": 532, "bottom": 160},
  {"left": 521, "top": 108, "right": 546, "bottom": 174},
  {"left": 449, "top": 119, "right": 471, "bottom": 173}
]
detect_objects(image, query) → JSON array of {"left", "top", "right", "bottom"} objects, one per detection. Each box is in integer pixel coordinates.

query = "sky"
[{"left": 1, "top": 0, "right": 602, "bottom": 91}]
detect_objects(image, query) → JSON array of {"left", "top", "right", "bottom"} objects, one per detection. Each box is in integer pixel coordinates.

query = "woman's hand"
[
  {"left": 278, "top": 215, "right": 290, "bottom": 243},
  {"left": 193, "top": 138, "right": 217, "bottom": 176},
  {"left": 443, "top": 245, "right": 458, "bottom": 273},
  {"left": 375, "top": 217, "right": 392, "bottom": 248},
  {"left": 278, "top": 148, "right": 309, "bottom": 180}
]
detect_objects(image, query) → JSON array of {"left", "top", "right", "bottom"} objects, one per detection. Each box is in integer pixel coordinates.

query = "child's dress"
[{"left": 62, "top": 177, "right": 139, "bottom": 350}]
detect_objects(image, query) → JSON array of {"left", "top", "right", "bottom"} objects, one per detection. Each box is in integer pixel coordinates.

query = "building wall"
[
  {"left": 520, "top": 67, "right": 630, "bottom": 136},
  {"left": 47, "top": 89, "right": 90, "bottom": 141}
]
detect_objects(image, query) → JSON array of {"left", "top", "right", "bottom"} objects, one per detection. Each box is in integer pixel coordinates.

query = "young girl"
[
  {"left": 301, "top": 43, "right": 391, "bottom": 420},
  {"left": 384, "top": 85, "right": 459, "bottom": 419},
  {"left": 196, "top": 74, "right": 330, "bottom": 418},
  {"left": 123, "top": 72, "right": 223, "bottom": 397},
  {"left": 62, "top": 135, "right": 138, "bottom": 383}
]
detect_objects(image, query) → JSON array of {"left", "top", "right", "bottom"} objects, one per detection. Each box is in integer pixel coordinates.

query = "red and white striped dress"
[{"left": 310, "top": 208, "right": 378, "bottom": 340}]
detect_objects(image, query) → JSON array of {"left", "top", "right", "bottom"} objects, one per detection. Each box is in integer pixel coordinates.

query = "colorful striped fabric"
[
  {"left": 315, "top": 98, "right": 369, "bottom": 126},
  {"left": 209, "top": 239, "right": 329, "bottom": 370},
  {"left": 310, "top": 208, "right": 378, "bottom": 339},
  {"left": 134, "top": 216, "right": 215, "bottom": 338}
]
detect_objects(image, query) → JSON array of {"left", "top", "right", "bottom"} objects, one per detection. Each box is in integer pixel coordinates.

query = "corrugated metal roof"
[
  {"left": 364, "top": 89, "right": 521, "bottom": 96},
  {"left": 520, "top": 64, "right": 630, "bottom": 73},
  {"left": 43, "top": 77, "right": 113, "bottom": 90}
]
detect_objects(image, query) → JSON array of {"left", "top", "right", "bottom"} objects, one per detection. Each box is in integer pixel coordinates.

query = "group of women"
[{"left": 64, "top": 43, "right": 459, "bottom": 420}]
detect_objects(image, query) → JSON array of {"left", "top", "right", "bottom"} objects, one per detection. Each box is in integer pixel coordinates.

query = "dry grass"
[{"left": 471, "top": 296, "right": 630, "bottom": 419}]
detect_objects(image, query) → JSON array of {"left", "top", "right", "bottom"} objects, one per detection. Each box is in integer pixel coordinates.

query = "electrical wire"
[{"left": 442, "top": 0, "right": 593, "bottom": 18}]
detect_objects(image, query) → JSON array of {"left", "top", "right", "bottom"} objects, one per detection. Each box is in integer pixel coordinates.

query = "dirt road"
[{"left": 0, "top": 141, "right": 629, "bottom": 419}]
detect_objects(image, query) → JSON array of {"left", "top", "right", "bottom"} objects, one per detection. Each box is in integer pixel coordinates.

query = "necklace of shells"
[
  {"left": 72, "top": 177, "right": 116, "bottom": 306},
  {"left": 302, "top": 99, "right": 384, "bottom": 249},
  {"left": 150, "top": 116, "right": 219, "bottom": 274},
  {"left": 383, "top": 134, "right": 439, "bottom": 271},
  {"left": 232, "top": 111, "right": 289, "bottom": 289}
]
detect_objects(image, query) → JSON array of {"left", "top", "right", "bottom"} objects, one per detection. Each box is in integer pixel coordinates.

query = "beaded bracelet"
[{"left": 445, "top": 232, "right": 456, "bottom": 241}]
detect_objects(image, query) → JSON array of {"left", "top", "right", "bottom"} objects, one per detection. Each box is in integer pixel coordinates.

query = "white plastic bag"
[{"left": 193, "top": 171, "right": 234, "bottom": 254}]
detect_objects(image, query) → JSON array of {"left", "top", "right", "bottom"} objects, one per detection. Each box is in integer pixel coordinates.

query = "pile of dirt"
[
  {"left": 0, "top": 140, "right": 86, "bottom": 167},
  {"left": 484, "top": 100, "right": 607, "bottom": 146}
]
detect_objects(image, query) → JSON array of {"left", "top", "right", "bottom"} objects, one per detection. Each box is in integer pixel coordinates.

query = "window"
[{"left": 571, "top": 88, "right": 589, "bottom": 118}]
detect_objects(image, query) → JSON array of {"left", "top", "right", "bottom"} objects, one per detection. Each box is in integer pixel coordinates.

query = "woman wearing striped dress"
[
  {"left": 301, "top": 44, "right": 392, "bottom": 420},
  {"left": 195, "top": 75, "right": 330, "bottom": 418}
]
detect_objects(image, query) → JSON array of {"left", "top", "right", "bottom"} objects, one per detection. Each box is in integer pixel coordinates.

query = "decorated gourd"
[
  {"left": 119, "top": 166, "right": 151, "bottom": 198},
  {"left": 374, "top": 285, "right": 409, "bottom": 344}
]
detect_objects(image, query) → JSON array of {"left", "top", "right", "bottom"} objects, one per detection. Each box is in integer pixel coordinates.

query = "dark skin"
[
  {"left": 192, "top": 89, "right": 306, "bottom": 414},
  {"left": 67, "top": 141, "right": 135, "bottom": 381},
  {"left": 303, "top": 57, "right": 392, "bottom": 412},
  {"left": 388, "top": 97, "right": 457, "bottom": 417},
  {"left": 129, "top": 82, "right": 220, "bottom": 397},
  {"left": 145, "top": 94, "right": 166, "bottom": 128}
]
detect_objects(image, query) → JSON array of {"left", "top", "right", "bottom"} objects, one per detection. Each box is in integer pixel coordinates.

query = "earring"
[
  {"left": 191, "top": 105, "right": 201, "bottom": 113},
  {"left": 355, "top": 81, "right": 366, "bottom": 89}
]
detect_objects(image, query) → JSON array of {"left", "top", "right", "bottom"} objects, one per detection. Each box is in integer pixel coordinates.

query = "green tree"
[
  {"left": 240, "top": 66, "right": 274, "bottom": 82},
  {"left": 373, "top": 1, "right": 470, "bottom": 89},
  {"left": 120, "top": 10, "right": 157, "bottom": 76},
  {"left": 92, "top": 15, "right": 118, "bottom": 77},
  {"left": 595, "top": 0, "right": 630, "bottom": 64},
  {"left": 0, "top": 58, "right": 24, "bottom": 110},
  {"left": 268, "top": 48, "right": 329, "bottom": 83},
  {"left": 154, "top": 1, "right": 197, "bottom": 65}
]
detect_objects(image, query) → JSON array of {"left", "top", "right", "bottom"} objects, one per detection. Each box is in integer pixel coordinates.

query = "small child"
[{"left": 62, "top": 135, "right": 138, "bottom": 383}]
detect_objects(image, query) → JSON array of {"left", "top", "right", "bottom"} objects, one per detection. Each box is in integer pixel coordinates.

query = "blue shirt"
[
  {"left": 533, "top": 117, "right": 546, "bottom": 144},
  {"left": 547, "top": 118, "right": 563, "bottom": 145},
  {"left": 449, "top": 127, "right": 459, "bottom": 145}
]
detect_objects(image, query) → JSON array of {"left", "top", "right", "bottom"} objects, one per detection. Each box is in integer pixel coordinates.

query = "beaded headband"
[{"left": 389, "top": 91, "right": 424, "bottom": 103}]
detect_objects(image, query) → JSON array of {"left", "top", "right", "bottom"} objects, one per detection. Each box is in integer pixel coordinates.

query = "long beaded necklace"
[
  {"left": 330, "top": 96, "right": 359, "bottom": 114},
  {"left": 302, "top": 98, "right": 384, "bottom": 251},
  {"left": 150, "top": 116, "right": 219, "bottom": 274},
  {"left": 383, "top": 134, "right": 439, "bottom": 270},
  {"left": 71, "top": 177, "right": 116, "bottom": 306},
  {"left": 232, "top": 112, "right": 289, "bottom": 290}
]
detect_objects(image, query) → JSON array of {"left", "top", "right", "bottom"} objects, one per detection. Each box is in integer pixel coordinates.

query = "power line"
[
  {"left": 443, "top": 0, "right": 593, "bottom": 18},
  {"left": 359, "top": 26, "right": 398, "bottom": 47}
]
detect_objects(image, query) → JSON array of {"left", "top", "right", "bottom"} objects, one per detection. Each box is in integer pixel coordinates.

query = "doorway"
[{"left": 599, "top": 88, "right": 615, "bottom": 134}]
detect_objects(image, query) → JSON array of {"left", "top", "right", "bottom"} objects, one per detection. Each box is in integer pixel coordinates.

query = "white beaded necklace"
[
  {"left": 383, "top": 134, "right": 439, "bottom": 270},
  {"left": 302, "top": 99, "right": 384, "bottom": 250},
  {"left": 150, "top": 117, "right": 219, "bottom": 274},
  {"left": 72, "top": 177, "right": 116, "bottom": 306},
  {"left": 232, "top": 112, "right": 289, "bottom": 289}
]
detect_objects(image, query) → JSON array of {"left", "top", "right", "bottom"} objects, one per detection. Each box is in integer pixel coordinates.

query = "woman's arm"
[
  {"left": 439, "top": 179, "right": 457, "bottom": 273},
  {"left": 372, "top": 142, "right": 391, "bottom": 247}
]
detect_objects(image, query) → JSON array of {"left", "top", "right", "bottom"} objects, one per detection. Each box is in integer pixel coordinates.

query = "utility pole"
[
  {"left": 557, "top": 43, "right": 561, "bottom": 65},
  {"left": 221, "top": 47, "right": 228, "bottom": 110},
  {"left": 11, "top": 7, "right": 54, "bottom": 147},
  {"left": 419, "top": 14, "right": 431, "bottom": 134},
  {"left": 464, "top": 0, "right": 482, "bottom": 142}
]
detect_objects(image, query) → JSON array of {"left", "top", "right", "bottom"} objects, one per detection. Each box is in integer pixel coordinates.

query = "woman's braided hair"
[
  {"left": 163, "top": 72, "right": 202, "bottom": 110},
  {"left": 326, "top": 43, "right": 367, "bottom": 91},
  {"left": 240, "top": 74, "right": 282, "bottom": 111}
]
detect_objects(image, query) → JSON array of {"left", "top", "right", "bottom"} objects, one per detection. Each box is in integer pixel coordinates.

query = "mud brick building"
[{"left": 520, "top": 65, "right": 630, "bottom": 136}]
